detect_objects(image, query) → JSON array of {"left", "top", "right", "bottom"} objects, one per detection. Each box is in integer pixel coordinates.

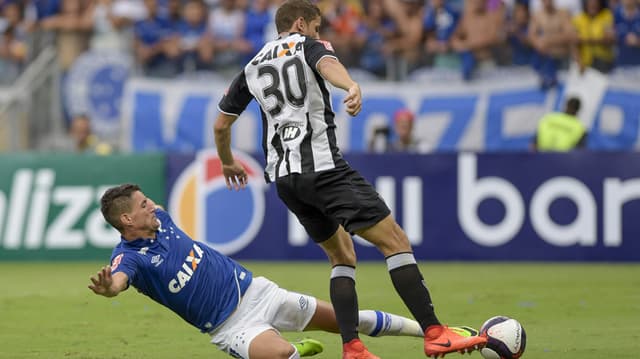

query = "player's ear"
[
  {"left": 295, "top": 16, "right": 305, "bottom": 32},
  {"left": 120, "top": 213, "right": 132, "bottom": 227}
]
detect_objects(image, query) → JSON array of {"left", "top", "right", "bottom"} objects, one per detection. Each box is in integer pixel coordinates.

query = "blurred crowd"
[{"left": 1, "top": 0, "right": 640, "bottom": 84}]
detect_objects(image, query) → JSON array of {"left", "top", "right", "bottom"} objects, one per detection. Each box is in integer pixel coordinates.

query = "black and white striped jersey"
[{"left": 218, "top": 33, "right": 346, "bottom": 183}]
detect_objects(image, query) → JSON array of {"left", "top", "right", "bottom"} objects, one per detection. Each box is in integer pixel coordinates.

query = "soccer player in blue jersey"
[{"left": 88, "top": 184, "right": 428, "bottom": 359}]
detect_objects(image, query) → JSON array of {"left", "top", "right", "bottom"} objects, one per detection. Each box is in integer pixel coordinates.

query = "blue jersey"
[
  {"left": 109, "top": 209, "right": 253, "bottom": 333},
  {"left": 244, "top": 8, "right": 271, "bottom": 60},
  {"left": 614, "top": 6, "right": 640, "bottom": 66},
  {"left": 134, "top": 16, "right": 174, "bottom": 46},
  {"left": 177, "top": 20, "right": 207, "bottom": 50},
  {"left": 33, "top": 0, "right": 60, "bottom": 19},
  {"left": 423, "top": 5, "right": 460, "bottom": 42},
  {"left": 509, "top": 25, "right": 535, "bottom": 66}
]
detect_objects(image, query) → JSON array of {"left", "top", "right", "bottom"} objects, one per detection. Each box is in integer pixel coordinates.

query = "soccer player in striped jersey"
[
  {"left": 214, "top": 0, "right": 487, "bottom": 358},
  {"left": 88, "top": 184, "right": 427, "bottom": 359}
]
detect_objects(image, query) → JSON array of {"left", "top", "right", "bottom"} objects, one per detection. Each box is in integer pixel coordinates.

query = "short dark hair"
[
  {"left": 100, "top": 184, "right": 140, "bottom": 231},
  {"left": 565, "top": 97, "right": 581, "bottom": 116},
  {"left": 275, "top": 0, "right": 321, "bottom": 33}
]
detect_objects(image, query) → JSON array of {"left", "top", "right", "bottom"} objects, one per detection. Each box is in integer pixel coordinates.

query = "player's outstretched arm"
[
  {"left": 316, "top": 57, "right": 362, "bottom": 116},
  {"left": 88, "top": 265, "right": 128, "bottom": 298},
  {"left": 214, "top": 112, "right": 248, "bottom": 191}
]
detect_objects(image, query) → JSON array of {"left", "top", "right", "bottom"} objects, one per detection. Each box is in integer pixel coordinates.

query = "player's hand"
[
  {"left": 88, "top": 265, "right": 115, "bottom": 297},
  {"left": 344, "top": 83, "right": 362, "bottom": 117},
  {"left": 222, "top": 160, "right": 248, "bottom": 191}
]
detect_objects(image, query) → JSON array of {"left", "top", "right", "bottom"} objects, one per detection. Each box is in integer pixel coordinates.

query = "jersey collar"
[
  {"left": 277, "top": 32, "right": 300, "bottom": 39},
  {"left": 120, "top": 234, "right": 158, "bottom": 247}
]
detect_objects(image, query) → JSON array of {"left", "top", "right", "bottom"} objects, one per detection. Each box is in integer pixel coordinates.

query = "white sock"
[
  {"left": 358, "top": 310, "right": 424, "bottom": 337},
  {"left": 289, "top": 345, "right": 300, "bottom": 359}
]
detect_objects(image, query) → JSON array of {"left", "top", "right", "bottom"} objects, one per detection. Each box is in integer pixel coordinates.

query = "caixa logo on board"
[{"left": 169, "top": 150, "right": 266, "bottom": 255}]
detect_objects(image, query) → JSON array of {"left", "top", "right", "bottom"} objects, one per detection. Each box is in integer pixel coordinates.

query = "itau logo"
[{"left": 169, "top": 150, "right": 266, "bottom": 255}]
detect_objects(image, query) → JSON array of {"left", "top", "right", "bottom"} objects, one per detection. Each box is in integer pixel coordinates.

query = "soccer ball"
[{"left": 479, "top": 316, "right": 526, "bottom": 359}]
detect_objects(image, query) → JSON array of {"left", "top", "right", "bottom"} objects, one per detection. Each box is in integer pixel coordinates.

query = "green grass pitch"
[{"left": 1, "top": 261, "right": 639, "bottom": 358}]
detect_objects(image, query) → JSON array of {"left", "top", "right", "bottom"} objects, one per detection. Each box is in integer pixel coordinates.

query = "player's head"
[
  {"left": 565, "top": 97, "right": 581, "bottom": 116},
  {"left": 101, "top": 184, "right": 160, "bottom": 235},
  {"left": 275, "top": 0, "right": 322, "bottom": 39}
]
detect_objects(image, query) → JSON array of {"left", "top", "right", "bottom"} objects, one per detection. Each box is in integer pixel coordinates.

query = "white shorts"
[{"left": 209, "top": 276, "right": 317, "bottom": 359}]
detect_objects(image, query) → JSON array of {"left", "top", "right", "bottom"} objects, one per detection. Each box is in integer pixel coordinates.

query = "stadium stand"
[{"left": 0, "top": 0, "right": 639, "bottom": 151}]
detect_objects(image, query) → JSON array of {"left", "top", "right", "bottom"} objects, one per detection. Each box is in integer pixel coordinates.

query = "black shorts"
[{"left": 275, "top": 165, "right": 391, "bottom": 243}]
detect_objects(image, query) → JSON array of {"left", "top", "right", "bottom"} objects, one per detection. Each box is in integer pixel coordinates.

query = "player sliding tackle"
[{"left": 88, "top": 184, "right": 428, "bottom": 359}]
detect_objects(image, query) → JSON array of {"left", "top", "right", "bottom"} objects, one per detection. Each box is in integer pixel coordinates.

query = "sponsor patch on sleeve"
[
  {"left": 111, "top": 253, "right": 124, "bottom": 271},
  {"left": 317, "top": 40, "right": 334, "bottom": 52}
]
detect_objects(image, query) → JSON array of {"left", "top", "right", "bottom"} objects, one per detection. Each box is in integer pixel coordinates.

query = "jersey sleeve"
[
  {"left": 303, "top": 37, "right": 338, "bottom": 72},
  {"left": 218, "top": 71, "right": 254, "bottom": 116},
  {"left": 110, "top": 251, "right": 138, "bottom": 286}
]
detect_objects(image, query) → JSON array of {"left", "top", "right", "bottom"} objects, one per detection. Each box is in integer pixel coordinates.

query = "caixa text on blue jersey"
[{"left": 168, "top": 243, "right": 204, "bottom": 293}]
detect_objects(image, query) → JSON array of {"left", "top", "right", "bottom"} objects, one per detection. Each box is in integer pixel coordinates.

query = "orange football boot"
[
  {"left": 343, "top": 339, "right": 381, "bottom": 359},
  {"left": 424, "top": 325, "right": 487, "bottom": 358}
]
